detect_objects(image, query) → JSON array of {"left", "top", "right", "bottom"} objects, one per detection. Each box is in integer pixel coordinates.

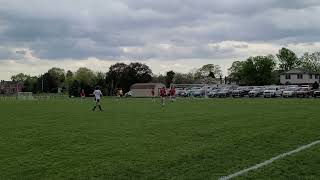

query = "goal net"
[{"left": 17, "top": 92, "right": 34, "bottom": 100}]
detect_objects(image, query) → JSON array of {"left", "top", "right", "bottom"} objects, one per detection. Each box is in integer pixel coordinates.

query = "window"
[
  {"left": 310, "top": 74, "right": 313, "bottom": 79},
  {"left": 297, "top": 74, "right": 303, "bottom": 79},
  {"left": 316, "top": 75, "right": 319, "bottom": 79},
  {"left": 285, "top": 74, "right": 291, "bottom": 79}
]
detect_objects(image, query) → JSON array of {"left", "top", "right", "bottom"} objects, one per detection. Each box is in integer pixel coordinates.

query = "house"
[
  {"left": 0, "top": 81, "right": 24, "bottom": 94},
  {"left": 280, "top": 69, "right": 320, "bottom": 85},
  {"left": 130, "top": 83, "right": 165, "bottom": 97}
]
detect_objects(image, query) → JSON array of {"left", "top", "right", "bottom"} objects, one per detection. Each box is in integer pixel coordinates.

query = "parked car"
[
  {"left": 185, "top": 87, "right": 200, "bottom": 97},
  {"left": 193, "top": 88, "right": 205, "bottom": 97},
  {"left": 178, "top": 89, "right": 187, "bottom": 97},
  {"left": 232, "top": 86, "right": 253, "bottom": 98},
  {"left": 125, "top": 91, "right": 132, "bottom": 97},
  {"left": 217, "top": 86, "right": 237, "bottom": 98},
  {"left": 232, "top": 87, "right": 246, "bottom": 98},
  {"left": 208, "top": 89, "right": 220, "bottom": 98},
  {"left": 296, "top": 87, "right": 311, "bottom": 98},
  {"left": 282, "top": 87, "right": 299, "bottom": 98},
  {"left": 191, "top": 87, "right": 205, "bottom": 97},
  {"left": 217, "top": 89, "right": 230, "bottom": 97},
  {"left": 175, "top": 88, "right": 184, "bottom": 96},
  {"left": 248, "top": 87, "right": 265, "bottom": 98},
  {"left": 313, "top": 89, "right": 320, "bottom": 98},
  {"left": 263, "top": 86, "right": 282, "bottom": 98}
]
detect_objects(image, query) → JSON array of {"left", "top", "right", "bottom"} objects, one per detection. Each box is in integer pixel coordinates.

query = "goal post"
[{"left": 17, "top": 92, "right": 34, "bottom": 100}]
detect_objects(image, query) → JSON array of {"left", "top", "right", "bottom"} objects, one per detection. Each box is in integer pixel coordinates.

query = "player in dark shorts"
[
  {"left": 160, "top": 87, "right": 166, "bottom": 107},
  {"left": 92, "top": 87, "right": 103, "bottom": 111}
]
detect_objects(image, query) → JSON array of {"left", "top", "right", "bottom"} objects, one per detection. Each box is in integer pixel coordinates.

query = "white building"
[
  {"left": 280, "top": 69, "right": 319, "bottom": 85},
  {"left": 130, "top": 83, "right": 165, "bottom": 97}
]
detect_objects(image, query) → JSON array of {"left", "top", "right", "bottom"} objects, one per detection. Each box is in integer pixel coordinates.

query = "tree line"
[
  {"left": 9, "top": 47, "right": 320, "bottom": 96},
  {"left": 10, "top": 63, "right": 153, "bottom": 96}
]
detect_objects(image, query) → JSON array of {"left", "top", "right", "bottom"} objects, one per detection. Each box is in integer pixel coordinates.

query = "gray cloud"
[{"left": 0, "top": 0, "right": 320, "bottom": 61}]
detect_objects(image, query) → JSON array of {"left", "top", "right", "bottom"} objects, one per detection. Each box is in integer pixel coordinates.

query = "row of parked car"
[{"left": 175, "top": 85, "right": 320, "bottom": 98}]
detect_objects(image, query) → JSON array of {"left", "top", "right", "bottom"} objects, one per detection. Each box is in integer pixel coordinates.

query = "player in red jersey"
[
  {"left": 80, "top": 89, "right": 85, "bottom": 103},
  {"left": 151, "top": 88, "right": 155, "bottom": 102},
  {"left": 159, "top": 87, "right": 166, "bottom": 106},
  {"left": 170, "top": 87, "right": 176, "bottom": 102}
]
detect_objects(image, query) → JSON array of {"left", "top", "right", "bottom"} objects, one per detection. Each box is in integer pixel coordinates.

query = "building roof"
[
  {"left": 131, "top": 83, "right": 165, "bottom": 89},
  {"left": 0, "top": 80, "right": 24, "bottom": 85},
  {"left": 283, "top": 69, "right": 318, "bottom": 75}
]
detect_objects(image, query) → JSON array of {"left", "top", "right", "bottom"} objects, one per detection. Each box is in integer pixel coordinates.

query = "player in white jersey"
[{"left": 92, "top": 86, "right": 103, "bottom": 111}]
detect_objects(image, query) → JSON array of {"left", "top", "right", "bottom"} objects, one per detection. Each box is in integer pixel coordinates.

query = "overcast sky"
[{"left": 1, "top": 0, "right": 320, "bottom": 80}]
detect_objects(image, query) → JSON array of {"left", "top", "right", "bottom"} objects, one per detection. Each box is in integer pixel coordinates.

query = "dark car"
[
  {"left": 218, "top": 86, "right": 237, "bottom": 98},
  {"left": 232, "top": 87, "right": 253, "bottom": 98},
  {"left": 296, "top": 87, "right": 311, "bottom": 98}
]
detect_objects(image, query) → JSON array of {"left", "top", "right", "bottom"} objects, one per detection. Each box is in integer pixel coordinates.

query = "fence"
[{"left": 0, "top": 93, "right": 69, "bottom": 101}]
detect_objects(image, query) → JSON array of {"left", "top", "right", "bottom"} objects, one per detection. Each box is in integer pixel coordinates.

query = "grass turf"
[{"left": 0, "top": 98, "right": 319, "bottom": 179}]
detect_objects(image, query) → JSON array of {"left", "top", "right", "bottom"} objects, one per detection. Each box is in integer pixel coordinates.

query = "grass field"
[{"left": 0, "top": 98, "right": 320, "bottom": 179}]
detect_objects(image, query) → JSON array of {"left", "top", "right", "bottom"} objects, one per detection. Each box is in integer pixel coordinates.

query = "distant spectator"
[{"left": 312, "top": 81, "right": 319, "bottom": 90}]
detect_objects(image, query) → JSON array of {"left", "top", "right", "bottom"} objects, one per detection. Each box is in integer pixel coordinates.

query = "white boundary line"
[{"left": 219, "top": 140, "right": 320, "bottom": 180}]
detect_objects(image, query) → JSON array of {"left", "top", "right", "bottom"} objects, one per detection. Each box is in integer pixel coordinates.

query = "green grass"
[{"left": 0, "top": 98, "right": 320, "bottom": 179}]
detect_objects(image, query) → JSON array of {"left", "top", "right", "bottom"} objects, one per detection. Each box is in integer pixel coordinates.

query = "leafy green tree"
[
  {"left": 39, "top": 73, "right": 53, "bottom": 93},
  {"left": 124, "top": 62, "right": 153, "bottom": 92},
  {"left": 165, "top": 71, "right": 175, "bottom": 87},
  {"left": 75, "top": 67, "right": 96, "bottom": 95},
  {"left": 106, "top": 62, "right": 153, "bottom": 94},
  {"left": 240, "top": 58, "right": 257, "bottom": 85},
  {"left": 11, "top": 73, "right": 30, "bottom": 82},
  {"left": 198, "top": 64, "right": 222, "bottom": 78},
  {"left": 23, "top": 76, "right": 38, "bottom": 93},
  {"left": 47, "top": 67, "right": 66, "bottom": 92},
  {"left": 65, "top": 70, "right": 74, "bottom": 91},
  {"left": 228, "top": 61, "right": 245, "bottom": 84},
  {"left": 152, "top": 74, "right": 166, "bottom": 84},
  {"left": 106, "top": 63, "right": 128, "bottom": 95},
  {"left": 195, "top": 64, "right": 222, "bottom": 83},
  {"left": 69, "top": 80, "right": 80, "bottom": 97},
  {"left": 173, "top": 73, "right": 197, "bottom": 84},
  {"left": 299, "top": 52, "right": 320, "bottom": 73},
  {"left": 48, "top": 67, "right": 65, "bottom": 83},
  {"left": 75, "top": 67, "right": 96, "bottom": 85},
  {"left": 95, "top": 72, "right": 107, "bottom": 94},
  {"left": 253, "top": 55, "right": 277, "bottom": 85},
  {"left": 277, "top": 48, "right": 299, "bottom": 71},
  {"left": 228, "top": 55, "right": 276, "bottom": 85}
]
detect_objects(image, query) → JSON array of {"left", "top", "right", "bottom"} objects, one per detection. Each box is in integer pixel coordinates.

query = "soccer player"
[
  {"left": 116, "top": 88, "right": 123, "bottom": 101},
  {"left": 160, "top": 87, "right": 166, "bottom": 106},
  {"left": 151, "top": 88, "right": 155, "bottom": 102},
  {"left": 119, "top": 88, "right": 123, "bottom": 97},
  {"left": 80, "top": 89, "right": 85, "bottom": 103},
  {"left": 92, "top": 86, "right": 103, "bottom": 111},
  {"left": 170, "top": 87, "right": 176, "bottom": 102}
]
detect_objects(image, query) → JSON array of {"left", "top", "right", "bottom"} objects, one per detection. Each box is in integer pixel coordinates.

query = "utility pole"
[{"left": 42, "top": 74, "right": 44, "bottom": 92}]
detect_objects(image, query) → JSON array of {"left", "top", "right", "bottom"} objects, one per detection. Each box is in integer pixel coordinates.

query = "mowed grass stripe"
[
  {"left": 0, "top": 98, "right": 319, "bottom": 179},
  {"left": 236, "top": 144, "right": 320, "bottom": 180},
  {"left": 220, "top": 140, "right": 320, "bottom": 180}
]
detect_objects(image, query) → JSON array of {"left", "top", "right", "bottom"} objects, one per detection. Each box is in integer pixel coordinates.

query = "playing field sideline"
[{"left": 0, "top": 98, "right": 319, "bottom": 179}]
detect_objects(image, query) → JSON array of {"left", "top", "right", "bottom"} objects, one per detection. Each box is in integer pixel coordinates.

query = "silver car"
[
  {"left": 249, "top": 87, "right": 265, "bottom": 97},
  {"left": 282, "top": 87, "right": 299, "bottom": 98}
]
